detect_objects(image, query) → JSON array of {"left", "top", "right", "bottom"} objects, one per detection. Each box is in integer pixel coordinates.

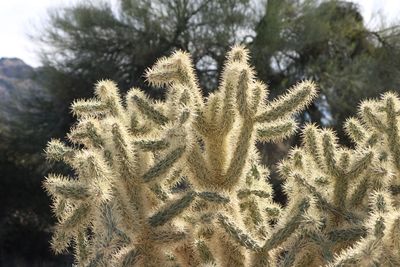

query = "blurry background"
[{"left": 1, "top": 0, "right": 400, "bottom": 266}]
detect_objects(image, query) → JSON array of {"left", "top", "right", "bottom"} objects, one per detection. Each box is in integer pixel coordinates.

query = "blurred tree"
[
  {"left": 34, "top": 0, "right": 260, "bottom": 143},
  {"left": 251, "top": 0, "right": 400, "bottom": 204},
  {"left": 252, "top": 0, "right": 400, "bottom": 141},
  {"left": 37, "top": 0, "right": 258, "bottom": 96}
]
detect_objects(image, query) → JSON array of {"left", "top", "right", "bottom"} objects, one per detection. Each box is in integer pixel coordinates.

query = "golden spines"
[{"left": 256, "top": 80, "right": 317, "bottom": 123}]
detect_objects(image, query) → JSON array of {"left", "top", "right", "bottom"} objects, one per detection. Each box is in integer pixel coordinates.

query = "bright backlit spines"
[{"left": 45, "top": 47, "right": 319, "bottom": 266}]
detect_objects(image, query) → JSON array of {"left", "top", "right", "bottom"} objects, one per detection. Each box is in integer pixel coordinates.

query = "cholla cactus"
[
  {"left": 277, "top": 92, "right": 400, "bottom": 266},
  {"left": 44, "top": 46, "right": 320, "bottom": 266},
  {"left": 327, "top": 92, "right": 400, "bottom": 266}
]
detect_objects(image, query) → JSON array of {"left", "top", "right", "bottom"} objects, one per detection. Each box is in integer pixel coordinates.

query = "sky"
[{"left": 0, "top": 0, "right": 399, "bottom": 67}]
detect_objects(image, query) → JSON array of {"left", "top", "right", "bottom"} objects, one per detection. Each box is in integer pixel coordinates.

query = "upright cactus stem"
[{"left": 45, "top": 46, "right": 400, "bottom": 267}]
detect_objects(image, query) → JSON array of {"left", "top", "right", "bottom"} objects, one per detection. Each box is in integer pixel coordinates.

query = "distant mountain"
[
  {"left": 0, "top": 58, "right": 34, "bottom": 79},
  {"left": 0, "top": 57, "right": 39, "bottom": 100},
  {"left": 0, "top": 57, "right": 50, "bottom": 153}
]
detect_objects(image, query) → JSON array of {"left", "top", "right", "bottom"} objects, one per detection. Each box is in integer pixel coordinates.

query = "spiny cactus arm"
[
  {"left": 346, "top": 150, "right": 374, "bottom": 180},
  {"left": 236, "top": 68, "right": 254, "bottom": 119},
  {"left": 237, "top": 164, "right": 276, "bottom": 233},
  {"left": 219, "top": 80, "right": 236, "bottom": 132},
  {"left": 71, "top": 80, "right": 125, "bottom": 119},
  {"left": 255, "top": 80, "right": 317, "bottom": 123},
  {"left": 328, "top": 190, "right": 393, "bottom": 266},
  {"left": 67, "top": 119, "right": 105, "bottom": 148},
  {"left": 50, "top": 197, "right": 69, "bottom": 221},
  {"left": 321, "top": 129, "right": 351, "bottom": 211},
  {"left": 74, "top": 230, "right": 90, "bottom": 265},
  {"left": 344, "top": 117, "right": 367, "bottom": 144},
  {"left": 197, "top": 191, "right": 230, "bottom": 204},
  {"left": 382, "top": 212, "right": 400, "bottom": 262},
  {"left": 298, "top": 125, "right": 375, "bottom": 214},
  {"left": 327, "top": 226, "right": 367, "bottom": 243},
  {"left": 348, "top": 175, "right": 370, "bottom": 208},
  {"left": 113, "top": 247, "right": 141, "bottom": 267},
  {"left": 215, "top": 54, "right": 240, "bottom": 133},
  {"left": 94, "top": 80, "right": 125, "bottom": 118},
  {"left": 216, "top": 198, "right": 311, "bottom": 265},
  {"left": 278, "top": 229, "right": 335, "bottom": 267},
  {"left": 262, "top": 198, "right": 311, "bottom": 251},
  {"left": 71, "top": 99, "right": 107, "bottom": 117},
  {"left": 149, "top": 191, "right": 230, "bottom": 227},
  {"left": 223, "top": 119, "right": 253, "bottom": 188},
  {"left": 128, "top": 90, "right": 169, "bottom": 126},
  {"left": 110, "top": 121, "right": 138, "bottom": 179},
  {"left": 203, "top": 124, "right": 230, "bottom": 180},
  {"left": 237, "top": 189, "right": 270, "bottom": 199},
  {"left": 145, "top": 50, "right": 203, "bottom": 108},
  {"left": 200, "top": 65, "right": 254, "bottom": 181},
  {"left": 149, "top": 191, "right": 196, "bottom": 227},
  {"left": 321, "top": 130, "right": 340, "bottom": 177},
  {"left": 285, "top": 147, "right": 305, "bottom": 170},
  {"left": 187, "top": 143, "right": 212, "bottom": 187},
  {"left": 383, "top": 93, "right": 400, "bottom": 171},
  {"left": 128, "top": 114, "right": 151, "bottom": 134},
  {"left": 173, "top": 241, "right": 202, "bottom": 267},
  {"left": 248, "top": 198, "right": 312, "bottom": 266},
  {"left": 44, "top": 174, "right": 90, "bottom": 200},
  {"left": 293, "top": 173, "right": 361, "bottom": 223},
  {"left": 73, "top": 152, "right": 111, "bottom": 192},
  {"left": 149, "top": 228, "right": 187, "bottom": 244},
  {"left": 226, "top": 45, "right": 250, "bottom": 64},
  {"left": 240, "top": 198, "right": 264, "bottom": 230},
  {"left": 217, "top": 213, "right": 262, "bottom": 251},
  {"left": 193, "top": 110, "right": 214, "bottom": 137},
  {"left": 302, "top": 124, "right": 324, "bottom": 169},
  {"left": 50, "top": 231, "right": 71, "bottom": 254},
  {"left": 142, "top": 146, "right": 186, "bottom": 182},
  {"left": 278, "top": 234, "right": 308, "bottom": 267},
  {"left": 47, "top": 153, "right": 113, "bottom": 258},
  {"left": 133, "top": 139, "right": 169, "bottom": 152},
  {"left": 359, "top": 101, "right": 386, "bottom": 132},
  {"left": 218, "top": 45, "right": 251, "bottom": 123},
  {"left": 145, "top": 51, "right": 194, "bottom": 86},
  {"left": 250, "top": 81, "right": 268, "bottom": 116},
  {"left": 45, "top": 139, "right": 76, "bottom": 163},
  {"left": 337, "top": 149, "right": 350, "bottom": 172},
  {"left": 87, "top": 120, "right": 145, "bottom": 233},
  {"left": 328, "top": 225, "right": 383, "bottom": 267},
  {"left": 195, "top": 239, "right": 216, "bottom": 265},
  {"left": 95, "top": 202, "right": 131, "bottom": 245},
  {"left": 54, "top": 202, "right": 92, "bottom": 238},
  {"left": 256, "top": 118, "right": 298, "bottom": 143}
]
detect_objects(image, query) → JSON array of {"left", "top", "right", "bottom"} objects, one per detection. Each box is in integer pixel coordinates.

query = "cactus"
[
  {"left": 44, "top": 46, "right": 317, "bottom": 266},
  {"left": 45, "top": 46, "right": 400, "bottom": 266},
  {"left": 275, "top": 92, "right": 400, "bottom": 266}
]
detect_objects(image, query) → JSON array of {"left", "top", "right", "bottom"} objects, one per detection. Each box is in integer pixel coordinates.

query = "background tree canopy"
[{"left": 1, "top": 0, "right": 400, "bottom": 265}]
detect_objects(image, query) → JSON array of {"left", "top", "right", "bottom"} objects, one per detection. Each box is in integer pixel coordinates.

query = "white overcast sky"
[{"left": 0, "top": 0, "right": 399, "bottom": 67}]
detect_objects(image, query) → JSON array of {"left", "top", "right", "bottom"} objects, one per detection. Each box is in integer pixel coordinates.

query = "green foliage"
[{"left": 37, "top": 0, "right": 258, "bottom": 101}]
